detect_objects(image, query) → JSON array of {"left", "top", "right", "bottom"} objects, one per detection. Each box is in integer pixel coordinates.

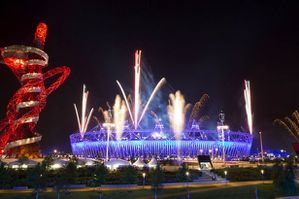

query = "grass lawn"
[{"left": 0, "top": 184, "right": 281, "bottom": 199}]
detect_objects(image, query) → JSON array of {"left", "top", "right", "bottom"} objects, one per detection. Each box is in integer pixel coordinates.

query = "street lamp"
[
  {"left": 224, "top": 170, "right": 228, "bottom": 185},
  {"left": 186, "top": 171, "right": 190, "bottom": 199},
  {"left": 142, "top": 172, "right": 146, "bottom": 189},
  {"left": 259, "top": 132, "right": 264, "bottom": 163},
  {"left": 200, "top": 149, "right": 203, "bottom": 154},
  {"left": 103, "top": 123, "right": 115, "bottom": 161},
  {"left": 260, "top": 169, "right": 264, "bottom": 184}
]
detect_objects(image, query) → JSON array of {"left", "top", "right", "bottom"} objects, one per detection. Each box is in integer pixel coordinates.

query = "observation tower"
[{"left": 0, "top": 23, "right": 70, "bottom": 158}]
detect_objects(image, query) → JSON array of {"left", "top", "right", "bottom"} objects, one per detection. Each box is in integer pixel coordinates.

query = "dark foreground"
[{"left": 0, "top": 181, "right": 287, "bottom": 199}]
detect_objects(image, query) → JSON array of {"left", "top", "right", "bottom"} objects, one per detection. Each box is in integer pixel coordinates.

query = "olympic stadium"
[{"left": 70, "top": 126, "right": 253, "bottom": 160}]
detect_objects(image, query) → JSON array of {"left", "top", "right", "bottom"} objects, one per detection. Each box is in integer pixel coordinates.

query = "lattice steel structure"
[
  {"left": 0, "top": 23, "right": 70, "bottom": 157},
  {"left": 70, "top": 128, "right": 252, "bottom": 159}
]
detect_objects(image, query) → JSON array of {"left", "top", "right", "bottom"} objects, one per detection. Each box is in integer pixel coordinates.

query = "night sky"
[{"left": 0, "top": 1, "right": 298, "bottom": 153}]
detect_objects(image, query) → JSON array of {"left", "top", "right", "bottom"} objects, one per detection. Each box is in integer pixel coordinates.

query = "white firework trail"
[
  {"left": 244, "top": 80, "right": 253, "bottom": 134},
  {"left": 134, "top": 50, "right": 141, "bottom": 129},
  {"left": 116, "top": 80, "right": 134, "bottom": 124},
  {"left": 74, "top": 84, "right": 94, "bottom": 138},
  {"left": 137, "top": 77, "right": 166, "bottom": 126}
]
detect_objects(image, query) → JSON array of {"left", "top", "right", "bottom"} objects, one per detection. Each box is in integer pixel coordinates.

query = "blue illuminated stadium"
[{"left": 70, "top": 127, "right": 253, "bottom": 160}]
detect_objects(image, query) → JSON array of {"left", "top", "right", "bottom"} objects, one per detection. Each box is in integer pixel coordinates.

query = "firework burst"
[
  {"left": 244, "top": 80, "right": 253, "bottom": 134},
  {"left": 74, "top": 84, "right": 94, "bottom": 138}
]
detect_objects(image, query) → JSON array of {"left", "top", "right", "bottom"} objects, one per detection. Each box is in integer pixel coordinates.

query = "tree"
[
  {"left": 53, "top": 169, "right": 64, "bottom": 199},
  {"left": 93, "top": 164, "right": 109, "bottom": 199},
  {"left": 27, "top": 163, "right": 47, "bottom": 199},
  {"left": 121, "top": 166, "right": 138, "bottom": 184},
  {"left": 53, "top": 162, "right": 78, "bottom": 199},
  {"left": 177, "top": 163, "right": 189, "bottom": 182},
  {"left": 149, "top": 164, "right": 164, "bottom": 199},
  {"left": 62, "top": 161, "right": 78, "bottom": 185},
  {"left": 272, "top": 160, "right": 285, "bottom": 195},
  {"left": 0, "top": 164, "right": 14, "bottom": 189},
  {"left": 41, "top": 155, "right": 54, "bottom": 170},
  {"left": 272, "top": 158, "right": 298, "bottom": 197},
  {"left": 284, "top": 157, "right": 298, "bottom": 196},
  {"left": 94, "top": 164, "right": 109, "bottom": 186}
]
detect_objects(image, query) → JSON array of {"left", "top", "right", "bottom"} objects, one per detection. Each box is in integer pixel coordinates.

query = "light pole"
[
  {"left": 103, "top": 123, "right": 115, "bottom": 162},
  {"left": 259, "top": 132, "right": 264, "bottom": 163},
  {"left": 142, "top": 172, "right": 146, "bottom": 189},
  {"left": 224, "top": 170, "right": 228, "bottom": 185},
  {"left": 186, "top": 171, "right": 190, "bottom": 199},
  {"left": 260, "top": 169, "right": 264, "bottom": 184}
]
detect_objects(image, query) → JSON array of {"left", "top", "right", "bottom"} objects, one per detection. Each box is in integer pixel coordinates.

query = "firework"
[
  {"left": 113, "top": 95, "right": 127, "bottom": 141},
  {"left": 134, "top": 50, "right": 142, "bottom": 129},
  {"left": 275, "top": 110, "right": 299, "bottom": 142},
  {"left": 116, "top": 50, "right": 166, "bottom": 129},
  {"left": 74, "top": 84, "right": 94, "bottom": 138},
  {"left": 188, "top": 94, "right": 209, "bottom": 127},
  {"left": 137, "top": 78, "right": 166, "bottom": 126},
  {"left": 168, "top": 91, "right": 187, "bottom": 159},
  {"left": 244, "top": 80, "right": 253, "bottom": 134},
  {"left": 116, "top": 80, "right": 134, "bottom": 125}
]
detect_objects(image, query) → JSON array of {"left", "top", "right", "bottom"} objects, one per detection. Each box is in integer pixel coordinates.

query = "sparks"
[
  {"left": 167, "top": 90, "right": 187, "bottom": 159},
  {"left": 244, "top": 80, "right": 253, "bottom": 134},
  {"left": 74, "top": 84, "right": 94, "bottom": 138},
  {"left": 113, "top": 95, "right": 127, "bottom": 141}
]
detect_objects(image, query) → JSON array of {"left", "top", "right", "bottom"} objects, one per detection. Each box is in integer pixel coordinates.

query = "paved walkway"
[
  {"left": 0, "top": 180, "right": 272, "bottom": 194},
  {"left": 137, "top": 181, "right": 272, "bottom": 199}
]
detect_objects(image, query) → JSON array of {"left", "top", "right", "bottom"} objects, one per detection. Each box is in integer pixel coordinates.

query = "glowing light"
[
  {"left": 34, "top": 22, "right": 48, "bottom": 46},
  {"left": 74, "top": 84, "right": 94, "bottom": 138},
  {"left": 244, "top": 80, "right": 253, "bottom": 134},
  {"left": 186, "top": 171, "right": 190, "bottom": 176},
  {"left": 85, "top": 161, "right": 94, "bottom": 166},
  {"left": 113, "top": 95, "right": 127, "bottom": 141},
  {"left": 217, "top": 125, "right": 229, "bottom": 131},
  {"left": 151, "top": 132, "right": 166, "bottom": 139},
  {"left": 21, "top": 164, "right": 28, "bottom": 169},
  {"left": 51, "top": 163, "right": 62, "bottom": 169},
  {"left": 3, "top": 57, "right": 26, "bottom": 69}
]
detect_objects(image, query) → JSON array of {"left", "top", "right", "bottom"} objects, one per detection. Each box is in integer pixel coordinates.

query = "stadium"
[{"left": 70, "top": 127, "right": 253, "bottom": 160}]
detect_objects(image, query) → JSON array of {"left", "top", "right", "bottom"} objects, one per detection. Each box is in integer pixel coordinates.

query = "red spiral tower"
[{"left": 0, "top": 23, "right": 70, "bottom": 158}]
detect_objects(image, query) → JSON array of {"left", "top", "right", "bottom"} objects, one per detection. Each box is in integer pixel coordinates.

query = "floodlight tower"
[
  {"left": 217, "top": 110, "right": 229, "bottom": 164},
  {"left": 0, "top": 23, "right": 70, "bottom": 158}
]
